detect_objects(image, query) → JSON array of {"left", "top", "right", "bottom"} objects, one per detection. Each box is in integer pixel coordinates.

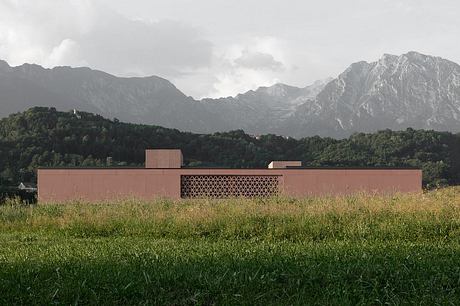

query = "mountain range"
[{"left": 1, "top": 51, "right": 459, "bottom": 138}]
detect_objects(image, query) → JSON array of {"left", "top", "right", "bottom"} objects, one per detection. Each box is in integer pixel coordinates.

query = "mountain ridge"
[
  {"left": 1, "top": 51, "right": 460, "bottom": 138},
  {"left": 283, "top": 51, "right": 460, "bottom": 137},
  {"left": 1, "top": 106, "right": 458, "bottom": 188}
]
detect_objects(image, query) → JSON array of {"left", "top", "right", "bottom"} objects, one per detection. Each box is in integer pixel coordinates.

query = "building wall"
[
  {"left": 38, "top": 168, "right": 422, "bottom": 202},
  {"left": 282, "top": 169, "right": 422, "bottom": 197},
  {"left": 37, "top": 169, "right": 181, "bottom": 202}
]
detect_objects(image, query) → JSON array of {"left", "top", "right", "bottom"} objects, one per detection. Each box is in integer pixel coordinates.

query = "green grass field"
[{"left": 2, "top": 189, "right": 460, "bottom": 305}]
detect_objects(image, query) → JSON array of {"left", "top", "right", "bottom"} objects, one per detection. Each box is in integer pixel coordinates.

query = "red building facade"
[{"left": 37, "top": 149, "right": 422, "bottom": 202}]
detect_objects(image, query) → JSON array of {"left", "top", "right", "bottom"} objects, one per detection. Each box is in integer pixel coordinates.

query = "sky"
[{"left": 0, "top": 0, "right": 459, "bottom": 99}]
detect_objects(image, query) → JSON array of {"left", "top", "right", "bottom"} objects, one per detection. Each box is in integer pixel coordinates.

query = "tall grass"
[
  {"left": 2, "top": 188, "right": 460, "bottom": 304},
  {"left": 1, "top": 188, "right": 460, "bottom": 242}
]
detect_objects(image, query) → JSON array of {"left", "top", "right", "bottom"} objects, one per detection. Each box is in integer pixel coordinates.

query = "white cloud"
[
  {"left": 0, "top": 0, "right": 213, "bottom": 78},
  {"left": 210, "top": 68, "right": 281, "bottom": 98},
  {"left": 1, "top": 0, "right": 460, "bottom": 98},
  {"left": 199, "top": 37, "right": 289, "bottom": 98},
  {"left": 0, "top": 0, "right": 96, "bottom": 65},
  {"left": 0, "top": 2, "right": 293, "bottom": 99},
  {"left": 234, "top": 50, "right": 284, "bottom": 71},
  {"left": 45, "top": 39, "right": 88, "bottom": 67}
]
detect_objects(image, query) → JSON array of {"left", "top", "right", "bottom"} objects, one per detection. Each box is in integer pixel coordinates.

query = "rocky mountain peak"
[
  {"left": 255, "top": 83, "right": 301, "bottom": 99},
  {"left": 286, "top": 52, "right": 460, "bottom": 138},
  {"left": 403, "top": 51, "right": 435, "bottom": 61}
]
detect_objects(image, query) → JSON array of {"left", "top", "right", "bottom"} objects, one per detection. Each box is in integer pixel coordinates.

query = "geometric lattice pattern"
[{"left": 181, "top": 175, "right": 280, "bottom": 198}]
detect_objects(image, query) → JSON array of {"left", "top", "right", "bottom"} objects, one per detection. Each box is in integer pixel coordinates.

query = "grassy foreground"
[{"left": 2, "top": 188, "right": 460, "bottom": 304}]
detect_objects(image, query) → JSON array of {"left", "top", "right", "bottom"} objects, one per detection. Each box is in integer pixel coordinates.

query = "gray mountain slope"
[
  {"left": 0, "top": 59, "right": 328, "bottom": 134},
  {"left": 285, "top": 52, "right": 460, "bottom": 138},
  {"left": 0, "top": 60, "right": 99, "bottom": 116},
  {"left": 0, "top": 60, "right": 225, "bottom": 132},
  {"left": 201, "top": 79, "right": 330, "bottom": 134},
  {"left": 1, "top": 51, "right": 460, "bottom": 138}
]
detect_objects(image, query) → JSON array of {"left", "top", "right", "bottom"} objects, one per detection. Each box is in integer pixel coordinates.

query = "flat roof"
[{"left": 38, "top": 166, "right": 421, "bottom": 170}]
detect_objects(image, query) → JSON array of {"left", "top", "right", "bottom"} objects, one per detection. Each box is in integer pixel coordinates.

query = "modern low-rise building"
[{"left": 37, "top": 149, "right": 422, "bottom": 202}]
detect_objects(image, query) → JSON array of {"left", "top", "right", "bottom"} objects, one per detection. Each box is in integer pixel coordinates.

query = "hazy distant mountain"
[
  {"left": 0, "top": 60, "right": 224, "bottom": 132},
  {"left": 284, "top": 52, "right": 460, "bottom": 137},
  {"left": 0, "top": 59, "right": 330, "bottom": 134},
  {"left": 1, "top": 51, "right": 460, "bottom": 138},
  {"left": 0, "top": 58, "right": 329, "bottom": 134},
  {"left": 201, "top": 79, "right": 331, "bottom": 134}
]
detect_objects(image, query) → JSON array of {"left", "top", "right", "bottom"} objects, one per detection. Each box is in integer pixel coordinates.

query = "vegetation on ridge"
[{"left": 1, "top": 107, "right": 459, "bottom": 190}]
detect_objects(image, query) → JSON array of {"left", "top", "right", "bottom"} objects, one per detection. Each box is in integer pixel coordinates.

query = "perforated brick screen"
[{"left": 181, "top": 175, "right": 280, "bottom": 198}]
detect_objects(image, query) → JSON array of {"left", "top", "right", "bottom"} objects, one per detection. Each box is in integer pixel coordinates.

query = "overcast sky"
[{"left": 0, "top": 0, "right": 459, "bottom": 98}]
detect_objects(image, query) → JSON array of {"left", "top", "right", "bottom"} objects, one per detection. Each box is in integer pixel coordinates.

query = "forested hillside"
[{"left": 1, "top": 107, "right": 459, "bottom": 188}]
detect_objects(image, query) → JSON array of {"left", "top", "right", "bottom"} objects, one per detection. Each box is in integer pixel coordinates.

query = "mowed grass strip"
[{"left": 1, "top": 188, "right": 460, "bottom": 304}]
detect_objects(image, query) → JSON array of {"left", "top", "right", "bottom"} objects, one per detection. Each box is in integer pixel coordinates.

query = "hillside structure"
[{"left": 37, "top": 149, "right": 422, "bottom": 202}]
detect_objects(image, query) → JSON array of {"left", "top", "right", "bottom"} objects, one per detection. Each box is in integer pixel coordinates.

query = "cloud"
[
  {"left": 0, "top": 2, "right": 290, "bottom": 99},
  {"left": 0, "top": 1, "right": 304, "bottom": 99},
  {"left": 45, "top": 39, "right": 88, "bottom": 67},
  {"left": 78, "top": 18, "right": 213, "bottom": 77},
  {"left": 234, "top": 50, "right": 284, "bottom": 71},
  {"left": 0, "top": 0, "right": 213, "bottom": 78},
  {"left": 198, "top": 37, "right": 288, "bottom": 98},
  {"left": 1, "top": 0, "right": 460, "bottom": 99},
  {"left": 210, "top": 67, "right": 281, "bottom": 98}
]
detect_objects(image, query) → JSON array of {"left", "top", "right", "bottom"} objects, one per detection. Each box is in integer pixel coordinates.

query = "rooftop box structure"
[
  {"left": 37, "top": 149, "right": 422, "bottom": 202},
  {"left": 268, "top": 161, "right": 302, "bottom": 169},
  {"left": 145, "top": 149, "right": 183, "bottom": 168}
]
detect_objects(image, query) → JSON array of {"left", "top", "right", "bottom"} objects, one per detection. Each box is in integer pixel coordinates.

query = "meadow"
[{"left": 2, "top": 188, "right": 460, "bottom": 305}]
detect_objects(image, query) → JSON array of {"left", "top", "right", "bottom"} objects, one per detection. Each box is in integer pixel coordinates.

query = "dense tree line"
[{"left": 1, "top": 107, "right": 459, "bottom": 189}]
